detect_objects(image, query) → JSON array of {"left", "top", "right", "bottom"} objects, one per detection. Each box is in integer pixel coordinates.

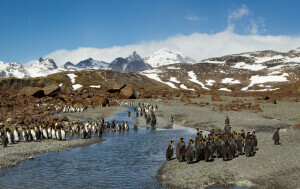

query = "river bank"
[
  {"left": 131, "top": 96, "right": 300, "bottom": 189},
  {"left": 0, "top": 106, "right": 125, "bottom": 169}
]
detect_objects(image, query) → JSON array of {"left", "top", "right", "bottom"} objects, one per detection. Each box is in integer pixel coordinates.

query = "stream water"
[{"left": 0, "top": 106, "right": 245, "bottom": 189}]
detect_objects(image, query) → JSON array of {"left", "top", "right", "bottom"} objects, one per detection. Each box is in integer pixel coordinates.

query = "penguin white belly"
[
  {"left": 14, "top": 131, "right": 19, "bottom": 142},
  {"left": 61, "top": 130, "right": 66, "bottom": 140},
  {"left": 52, "top": 130, "right": 56, "bottom": 139},
  {"left": 31, "top": 131, "right": 37, "bottom": 141}
]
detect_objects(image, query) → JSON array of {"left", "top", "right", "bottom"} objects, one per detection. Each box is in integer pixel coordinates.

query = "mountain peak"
[{"left": 145, "top": 48, "right": 195, "bottom": 68}]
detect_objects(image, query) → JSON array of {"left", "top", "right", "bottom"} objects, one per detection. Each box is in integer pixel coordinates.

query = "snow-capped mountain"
[
  {"left": 0, "top": 61, "right": 30, "bottom": 79},
  {"left": 76, "top": 58, "right": 109, "bottom": 69},
  {"left": 60, "top": 58, "right": 109, "bottom": 71},
  {"left": 144, "top": 48, "right": 196, "bottom": 68},
  {"left": 109, "top": 51, "right": 152, "bottom": 72},
  {"left": 26, "top": 58, "right": 59, "bottom": 77},
  {"left": 140, "top": 47, "right": 300, "bottom": 92},
  {"left": 61, "top": 62, "right": 77, "bottom": 71}
]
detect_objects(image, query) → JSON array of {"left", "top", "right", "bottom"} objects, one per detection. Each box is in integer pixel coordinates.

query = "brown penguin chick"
[
  {"left": 204, "top": 141, "right": 211, "bottom": 162},
  {"left": 229, "top": 136, "right": 237, "bottom": 159},
  {"left": 176, "top": 138, "right": 184, "bottom": 160},
  {"left": 225, "top": 115, "right": 230, "bottom": 126},
  {"left": 166, "top": 140, "right": 174, "bottom": 161},
  {"left": 186, "top": 139, "right": 195, "bottom": 164},
  {"left": 245, "top": 138, "right": 253, "bottom": 157},
  {"left": 273, "top": 128, "right": 280, "bottom": 145},
  {"left": 216, "top": 137, "right": 223, "bottom": 158},
  {"left": 222, "top": 140, "right": 230, "bottom": 161},
  {"left": 238, "top": 136, "right": 245, "bottom": 155},
  {"left": 179, "top": 141, "right": 186, "bottom": 162}
]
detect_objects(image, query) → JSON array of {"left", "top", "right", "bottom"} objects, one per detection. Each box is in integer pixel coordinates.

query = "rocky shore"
[{"left": 132, "top": 96, "right": 300, "bottom": 189}]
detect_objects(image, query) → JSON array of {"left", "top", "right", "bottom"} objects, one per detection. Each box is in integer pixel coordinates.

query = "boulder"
[
  {"left": 119, "top": 85, "right": 136, "bottom": 99},
  {"left": 46, "top": 87, "right": 61, "bottom": 98},
  {"left": 32, "top": 90, "right": 46, "bottom": 98},
  {"left": 91, "top": 96, "right": 109, "bottom": 106},
  {"left": 290, "top": 124, "right": 300, "bottom": 131},
  {"left": 211, "top": 94, "right": 224, "bottom": 101},
  {"left": 267, "top": 98, "right": 277, "bottom": 104}
]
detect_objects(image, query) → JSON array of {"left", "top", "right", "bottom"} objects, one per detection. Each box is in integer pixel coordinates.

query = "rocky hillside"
[{"left": 140, "top": 48, "right": 300, "bottom": 93}]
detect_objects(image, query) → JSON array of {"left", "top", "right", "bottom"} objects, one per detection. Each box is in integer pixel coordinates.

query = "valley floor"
[{"left": 133, "top": 96, "right": 300, "bottom": 189}]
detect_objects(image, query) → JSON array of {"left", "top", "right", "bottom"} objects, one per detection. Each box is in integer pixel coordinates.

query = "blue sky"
[{"left": 1, "top": 0, "right": 300, "bottom": 65}]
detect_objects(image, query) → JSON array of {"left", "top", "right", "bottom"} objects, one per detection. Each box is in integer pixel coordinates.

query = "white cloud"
[
  {"left": 187, "top": 15, "right": 200, "bottom": 21},
  {"left": 35, "top": 30, "right": 300, "bottom": 67},
  {"left": 186, "top": 15, "right": 208, "bottom": 21},
  {"left": 228, "top": 4, "right": 249, "bottom": 21}
]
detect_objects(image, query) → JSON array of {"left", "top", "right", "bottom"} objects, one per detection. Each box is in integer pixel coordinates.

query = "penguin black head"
[
  {"left": 189, "top": 139, "right": 194, "bottom": 144},
  {"left": 169, "top": 140, "right": 173, "bottom": 144},
  {"left": 200, "top": 131, "right": 203, "bottom": 133},
  {"left": 276, "top": 128, "right": 280, "bottom": 131},
  {"left": 197, "top": 133, "right": 200, "bottom": 136},
  {"left": 180, "top": 138, "right": 184, "bottom": 141}
]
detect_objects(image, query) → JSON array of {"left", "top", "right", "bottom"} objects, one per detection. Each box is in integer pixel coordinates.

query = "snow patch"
[
  {"left": 180, "top": 84, "right": 195, "bottom": 91},
  {"left": 241, "top": 73, "right": 289, "bottom": 91},
  {"left": 255, "top": 55, "right": 283, "bottom": 63},
  {"left": 167, "top": 66, "right": 180, "bottom": 69},
  {"left": 72, "top": 84, "right": 83, "bottom": 90},
  {"left": 187, "top": 71, "right": 210, "bottom": 90},
  {"left": 67, "top": 73, "right": 77, "bottom": 84},
  {"left": 221, "top": 78, "right": 241, "bottom": 84},
  {"left": 206, "top": 79, "right": 215, "bottom": 86},
  {"left": 218, "top": 88, "right": 231, "bottom": 92},
  {"left": 89, "top": 85, "right": 101, "bottom": 88},
  {"left": 170, "top": 77, "right": 180, "bottom": 83},
  {"left": 232, "top": 62, "right": 267, "bottom": 71},
  {"left": 204, "top": 60, "right": 226, "bottom": 64},
  {"left": 140, "top": 69, "right": 178, "bottom": 89}
]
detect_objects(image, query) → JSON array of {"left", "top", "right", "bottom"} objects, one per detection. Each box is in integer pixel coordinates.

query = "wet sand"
[
  {"left": 0, "top": 106, "right": 125, "bottom": 169},
  {"left": 132, "top": 97, "right": 300, "bottom": 189}
]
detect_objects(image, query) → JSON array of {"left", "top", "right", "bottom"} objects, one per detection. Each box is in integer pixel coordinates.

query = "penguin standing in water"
[
  {"left": 121, "top": 121, "right": 125, "bottom": 130},
  {"left": 178, "top": 141, "right": 186, "bottom": 162},
  {"left": 166, "top": 140, "right": 174, "bottom": 161},
  {"left": 204, "top": 141, "right": 211, "bottom": 162},
  {"left": 116, "top": 121, "right": 121, "bottom": 131},
  {"left": 111, "top": 120, "right": 116, "bottom": 130},
  {"left": 186, "top": 139, "right": 195, "bottom": 164},
  {"left": 125, "top": 121, "right": 129, "bottom": 131},
  {"left": 13, "top": 127, "right": 20, "bottom": 142},
  {"left": 273, "top": 128, "right": 280, "bottom": 145},
  {"left": 176, "top": 138, "right": 184, "bottom": 160}
]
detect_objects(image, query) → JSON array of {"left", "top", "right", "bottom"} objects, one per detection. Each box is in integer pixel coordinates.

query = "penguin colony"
[
  {"left": 36, "top": 103, "right": 86, "bottom": 114},
  {"left": 134, "top": 102, "right": 158, "bottom": 128},
  {"left": 165, "top": 116, "right": 280, "bottom": 163},
  {"left": 0, "top": 116, "right": 133, "bottom": 147}
]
